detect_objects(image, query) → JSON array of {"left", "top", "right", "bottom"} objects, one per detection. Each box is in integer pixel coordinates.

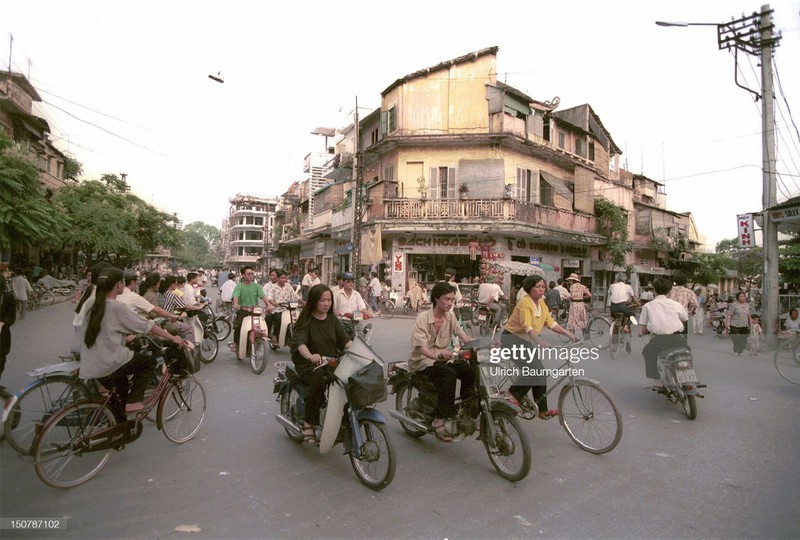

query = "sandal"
[
  {"left": 431, "top": 418, "right": 452, "bottom": 442},
  {"left": 302, "top": 426, "right": 318, "bottom": 447},
  {"left": 538, "top": 409, "right": 558, "bottom": 421}
]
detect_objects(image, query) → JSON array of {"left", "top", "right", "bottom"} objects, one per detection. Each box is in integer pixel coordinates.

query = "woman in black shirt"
[{"left": 291, "top": 283, "right": 351, "bottom": 445}]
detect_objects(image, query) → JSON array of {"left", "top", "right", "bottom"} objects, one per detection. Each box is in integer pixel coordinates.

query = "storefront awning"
[{"left": 540, "top": 171, "right": 573, "bottom": 200}]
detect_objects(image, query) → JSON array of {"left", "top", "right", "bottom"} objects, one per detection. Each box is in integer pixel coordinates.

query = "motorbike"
[
  {"left": 472, "top": 299, "right": 509, "bottom": 336},
  {"left": 273, "top": 336, "right": 396, "bottom": 490},
  {"left": 234, "top": 306, "right": 269, "bottom": 374},
  {"left": 653, "top": 346, "right": 706, "bottom": 420},
  {"left": 711, "top": 308, "right": 727, "bottom": 338},
  {"left": 36, "top": 276, "right": 78, "bottom": 296},
  {"left": 268, "top": 301, "right": 301, "bottom": 351},
  {"left": 338, "top": 312, "right": 373, "bottom": 344},
  {"left": 201, "top": 302, "right": 232, "bottom": 342},
  {"left": 388, "top": 343, "right": 531, "bottom": 482}
]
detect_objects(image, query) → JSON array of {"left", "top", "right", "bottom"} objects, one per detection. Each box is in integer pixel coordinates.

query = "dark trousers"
[
  {"left": 98, "top": 351, "right": 157, "bottom": 421},
  {"left": 642, "top": 333, "right": 688, "bottom": 380},
  {"left": 268, "top": 311, "right": 283, "bottom": 339},
  {"left": 503, "top": 331, "right": 550, "bottom": 411},
  {"left": 610, "top": 302, "right": 635, "bottom": 328},
  {"left": 0, "top": 326, "right": 10, "bottom": 380},
  {"left": 730, "top": 325, "right": 748, "bottom": 354},
  {"left": 296, "top": 361, "right": 330, "bottom": 426},
  {"left": 423, "top": 361, "right": 475, "bottom": 418},
  {"left": 233, "top": 309, "right": 249, "bottom": 345}
]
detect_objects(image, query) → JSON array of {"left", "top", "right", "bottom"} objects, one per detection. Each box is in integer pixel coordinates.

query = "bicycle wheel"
[
  {"left": 348, "top": 418, "right": 396, "bottom": 491},
  {"left": 609, "top": 321, "right": 621, "bottom": 359},
  {"left": 587, "top": 316, "right": 612, "bottom": 350},
  {"left": 33, "top": 401, "right": 116, "bottom": 489},
  {"left": 774, "top": 338, "right": 800, "bottom": 384},
  {"left": 38, "top": 291, "right": 55, "bottom": 307},
  {"left": 380, "top": 301, "right": 395, "bottom": 319},
  {"left": 213, "top": 317, "right": 232, "bottom": 341},
  {"left": 158, "top": 377, "right": 206, "bottom": 443},
  {"left": 250, "top": 338, "right": 267, "bottom": 374},
  {"left": 483, "top": 411, "right": 531, "bottom": 483},
  {"left": 199, "top": 330, "right": 218, "bottom": 364},
  {"left": 558, "top": 379, "right": 622, "bottom": 454},
  {"left": 5, "top": 376, "right": 91, "bottom": 456},
  {"left": 394, "top": 383, "right": 427, "bottom": 437}
]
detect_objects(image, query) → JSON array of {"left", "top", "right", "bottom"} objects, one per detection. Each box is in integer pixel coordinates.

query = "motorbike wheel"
[
  {"left": 198, "top": 330, "right": 218, "bottom": 364},
  {"left": 558, "top": 379, "right": 622, "bottom": 454},
  {"left": 348, "top": 418, "right": 396, "bottom": 491},
  {"left": 212, "top": 317, "right": 231, "bottom": 341},
  {"left": 38, "top": 291, "right": 55, "bottom": 307},
  {"left": 483, "top": 411, "right": 531, "bottom": 483},
  {"left": 5, "top": 376, "right": 92, "bottom": 456},
  {"left": 394, "top": 384, "right": 427, "bottom": 437},
  {"left": 609, "top": 321, "right": 621, "bottom": 359},
  {"left": 587, "top": 316, "right": 612, "bottom": 350},
  {"left": 249, "top": 338, "right": 267, "bottom": 374},
  {"left": 680, "top": 394, "right": 698, "bottom": 420},
  {"left": 380, "top": 301, "right": 395, "bottom": 319},
  {"left": 279, "top": 386, "right": 304, "bottom": 443}
]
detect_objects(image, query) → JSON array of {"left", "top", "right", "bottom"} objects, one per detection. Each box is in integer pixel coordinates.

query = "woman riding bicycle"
[
  {"left": 290, "top": 284, "right": 351, "bottom": 446},
  {"left": 502, "top": 275, "right": 577, "bottom": 420},
  {"left": 79, "top": 268, "right": 183, "bottom": 419}
]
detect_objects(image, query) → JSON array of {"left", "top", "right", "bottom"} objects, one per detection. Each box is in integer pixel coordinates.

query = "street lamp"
[{"left": 657, "top": 4, "right": 781, "bottom": 344}]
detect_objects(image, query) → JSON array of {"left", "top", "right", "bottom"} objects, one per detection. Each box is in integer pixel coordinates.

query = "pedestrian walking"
[
  {"left": 693, "top": 288, "right": 706, "bottom": 335},
  {"left": 0, "top": 263, "right": 17, "bottom": 381},
  {"left": 9, "top": 268, "right": 33, "bottom": 320},
  {"left": 725, "top": 291, "right": 751, "bottom": 356}
]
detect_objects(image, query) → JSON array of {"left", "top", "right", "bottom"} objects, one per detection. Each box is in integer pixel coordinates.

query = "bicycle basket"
[
  {"left": 168, "top": 345, "right": 199, "bottom": 376},
  {"left": 344, "top": 361, "right": 387, "bottom": 408}
]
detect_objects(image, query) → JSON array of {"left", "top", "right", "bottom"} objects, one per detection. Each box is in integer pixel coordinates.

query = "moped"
[
  {"left": 273, "top": 336, "right": 396, "bottom": 490},
  {"left": 388, "top": 342, "right": 531, "bottom": 482},
  {"left": 653, "top": 346, "right": 706, "bottom": 420},
  {"left": 268, "top": 301, "right": 301, "bottom": 351},
  {"left": 234, "top": 306, "right": 269, "bottom": 374}
]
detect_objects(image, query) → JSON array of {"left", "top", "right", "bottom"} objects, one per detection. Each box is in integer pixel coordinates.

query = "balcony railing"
[{"left": 383, "top": 198, "right": 596, "bottom": 232}]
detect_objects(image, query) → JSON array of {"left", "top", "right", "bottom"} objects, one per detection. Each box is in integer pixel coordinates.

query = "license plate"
[
  {"left": 676, "top": 369, "right": 697, "bottom": 384},
  {"left": 478, "top": 314, "right": 487, "bottom": 321}
]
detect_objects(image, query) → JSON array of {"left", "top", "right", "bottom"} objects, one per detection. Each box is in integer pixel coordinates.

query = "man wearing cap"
[
  {"left": 477, "top": 275, "right": 505, "bottom": 323},
  {"left": 333, "top": 273, "right": 368, "bottom": 317}
]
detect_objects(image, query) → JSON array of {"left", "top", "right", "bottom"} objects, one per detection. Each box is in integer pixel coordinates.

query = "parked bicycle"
[
  {"left": 774, "top": 333, "right": 800, "bottom": 384},
  {"left": 31, "top": 336, "right": 206, "bottom": 489}
]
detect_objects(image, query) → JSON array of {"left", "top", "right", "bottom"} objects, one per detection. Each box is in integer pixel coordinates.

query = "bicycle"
[
  {"left": 774, "top": 333, "right": 800, "bottom": 384},
  {"left": 374, "top": 294, "right": 395, "bottom": 319},
  {"left": 481, "top": 339, "right": 623, "bottom": 454},
  {"left": 608, "top": 311, "right": 636, "bottom": 359},
  {"left": 585, "top": 312, "right": 612, "bottom": 350},
  {"left": 3, "top": 354, "right": 91, "bottom": 455},
  {"left": 31, "top": 336, "right": 206, "bottom": 489},
  {"left": 22, "top": 284, "right": 55, "bottom": 312}
]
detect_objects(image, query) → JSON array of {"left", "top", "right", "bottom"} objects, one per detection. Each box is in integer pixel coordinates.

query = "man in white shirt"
[
  {"left": 117, "top": 270, "right": 192, "bottom": 341},
  {"left": 301, "top": 268, "right": 320, "bottom": 301},
  {"left": 554, "top": 279, "right": 571, "bottom": 301},
  {"left": 477, "top": 275, "right": 504, "bottom": 322},
  {"left": 784, "top": 309, "right": 800, "bottom": 331},
  {"left": 368, "top": 271, "right": 383, "bottom": 313},
  {"left": 639, "top": 277, "right": 689, "bottom": 387},
  {"left": 266, "top": 270, "right": 301, "bottom": 342},
  {"left": 334, "top": 273, "right": 368, "bottom": 316},
  {"left": 262, "top": 269, "right": 278, "bottom": 297},
  {"left": 607, "top": 273, "right": 639, "bottom": 346}
]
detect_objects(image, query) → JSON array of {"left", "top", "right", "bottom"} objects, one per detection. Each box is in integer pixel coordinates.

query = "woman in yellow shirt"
[{"left": 502, "top": 275, "right": 577, "bottom": 420}]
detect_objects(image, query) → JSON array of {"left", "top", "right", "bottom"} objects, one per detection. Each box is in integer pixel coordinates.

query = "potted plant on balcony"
[
  {"left": 503, "top": 184, "right": 515, "bottom": 199},
  {"left": 459, "top": 183, "right": 470, "bottom": 199},
  {"left": 417, "top": 175, "right": 428, "bottom": 200}
]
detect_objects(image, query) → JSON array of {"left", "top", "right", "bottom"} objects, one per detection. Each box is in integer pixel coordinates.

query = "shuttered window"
[{"left": 429, "top": 166, "right": 456, "bottom": 199}]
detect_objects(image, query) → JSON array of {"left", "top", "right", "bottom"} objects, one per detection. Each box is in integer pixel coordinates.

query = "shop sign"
[
  {"left": 563, "top": 259, "right": 580, "bottom": 268},
  {"left": 505, "top": 238, "right": 587, "bottom": 257},
  {"left": 737, "top": 214, "right": 754, "bottom": 248},
  {"left": 397, "top": 235, "right": 492, "bottom": 248}
]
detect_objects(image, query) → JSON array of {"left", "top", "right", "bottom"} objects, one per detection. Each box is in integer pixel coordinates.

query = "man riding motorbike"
[
  {"left": 638, "top": 277, "right": 689, "bottom": 389},
  {"left": 231, "top": 266, "right": 269, "bottom": 352}
]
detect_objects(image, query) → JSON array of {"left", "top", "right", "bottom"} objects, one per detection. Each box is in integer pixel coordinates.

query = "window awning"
[{"left": 540, "top": 172, "right": 573, "bottom": 200}]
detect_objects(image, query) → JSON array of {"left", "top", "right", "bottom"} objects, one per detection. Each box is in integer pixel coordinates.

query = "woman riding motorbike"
[{"left": 290, "top": 284, "right": 351, "bottom": 446}]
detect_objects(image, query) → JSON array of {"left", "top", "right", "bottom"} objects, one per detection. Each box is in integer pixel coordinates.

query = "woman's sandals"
[{"left": 302, "top": 426, "right": 318, "bottom": 447}]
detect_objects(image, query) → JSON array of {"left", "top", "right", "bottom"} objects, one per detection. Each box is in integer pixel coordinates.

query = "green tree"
[
  {"left": 51, "top": 175, "right": 179, "bottom": 266},
  {"left": 779, "top": 234, "right": 800, "bottom": 286},
  {"left": 683, "top": 252, "right": 728, "bottom": 289},
  {"left": 0, "top": 132, "right": 66, "bottom": 255},
  {"left": 174, "top": 221, "right": 220, "bottom": 269},
  {"left": 716, "top": 237, "right": 762, "bottom": 290},
  {"left": 594, "top": 196, "right": 632, "bottom": 269}
]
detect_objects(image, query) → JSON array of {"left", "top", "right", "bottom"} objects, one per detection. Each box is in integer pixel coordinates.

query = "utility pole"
[{"left": 351, "top": 96, "right": 363, "bottom": 272}]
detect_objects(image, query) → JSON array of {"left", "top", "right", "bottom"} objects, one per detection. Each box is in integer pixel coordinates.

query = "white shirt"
[
  {"left": 638, "top": 295, "right": 687, "bottom": 335},
  {"left": 262, "top": 281, "right": 276, "bottom": 298},
  {"left": 608, "top": 282, "right": 635, "bottom": 304},
  {"left": 116, "top": 287, "right": 155, "bottom": 319},
  {"left": 555, "top": 285, "right": 570, "bottom": 300},
  {"left": 334, "top": 289, "right": 367, "bottom": 314},
  {"left": 477, "top": 282, "right": 503, "bottom": 304},
  {"left": 220, "top": 279, "right": 237, "bottom": 302},
  {"left": 516, "top": 286, "right": 527, "bottom": 303},
  {"left": 302, "top": 273, "right": 320, "bottom": 288},
  {"left": 785, "top": 316, "right": 800, "bottom": 331},
  {"left": 369, "top": 277, "right": 382, "bottom": 297}
]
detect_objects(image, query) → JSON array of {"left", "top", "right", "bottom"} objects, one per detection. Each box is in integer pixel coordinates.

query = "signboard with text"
[{"left": 737, "top": 213, "right": 754, "bottom": 247}]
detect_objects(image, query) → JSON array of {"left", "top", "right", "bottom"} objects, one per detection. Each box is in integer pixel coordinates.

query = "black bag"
[
  {"left": 168, "top": 344, "right": 199, "bottom": 375},
  {"left": 345, "top": 361, "right": 387, "bottom": 408}
]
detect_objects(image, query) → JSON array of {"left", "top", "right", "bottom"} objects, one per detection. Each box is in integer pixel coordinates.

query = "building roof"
[
  {"left": 552, "top": 104, "right": 622, "bottom": 155},
  {"left": 0, "top": 71, "right": 42, "bottom": 102},
  {"left": 381, "top": 46, "right": 499, "bottom": 96}
]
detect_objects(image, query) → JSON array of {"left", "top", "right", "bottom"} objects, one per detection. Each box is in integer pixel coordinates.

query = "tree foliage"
[
  {"left": 0, "top": 132, "right": 66, "bottom": 254},
  {"left": 594, "top": 196, "right": 633, "bottom": 269},
  {"left": 173, "top": 221, "right": 220, "bottom": 269},
  {"left": 778, "top": 233, "right": 800, "bottom": 286},
  {"left": 51, "top": 174, "right": 180, "bottom": 267},
  {"left": 682, "top": 252, "right": 729, "bottom": 288},
  {"left": 716, "top": 237, "right": 762, "bottom": 289}
]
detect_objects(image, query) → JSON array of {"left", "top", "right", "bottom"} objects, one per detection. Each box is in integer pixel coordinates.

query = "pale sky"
[{"left": 4, "top": 0, "right": 799, "bottom": 250}]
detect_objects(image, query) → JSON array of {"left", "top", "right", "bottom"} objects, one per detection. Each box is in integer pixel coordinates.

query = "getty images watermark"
[{"left": 488, "top": 344, "right": 599, "bottom": 380}]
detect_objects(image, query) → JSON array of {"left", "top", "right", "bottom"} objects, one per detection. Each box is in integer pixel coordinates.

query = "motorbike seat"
[{"left": 657, "top": 347, "right": 692, "bottom": 363}]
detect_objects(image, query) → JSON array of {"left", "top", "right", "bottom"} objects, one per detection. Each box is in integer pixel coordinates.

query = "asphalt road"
[{"left": 1, "top": 292, "right": 799, "bottom": 539}]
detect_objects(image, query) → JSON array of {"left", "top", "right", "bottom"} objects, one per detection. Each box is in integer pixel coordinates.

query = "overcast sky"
[{"left": 4, "top": 0, "right": 799, "bottom": 250}]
